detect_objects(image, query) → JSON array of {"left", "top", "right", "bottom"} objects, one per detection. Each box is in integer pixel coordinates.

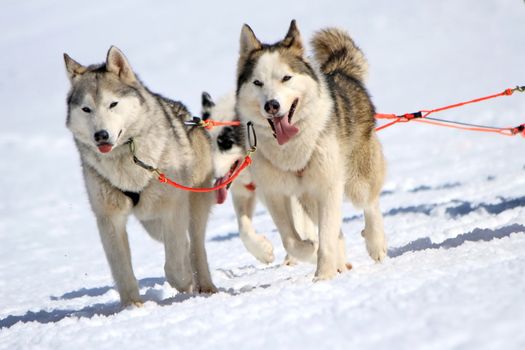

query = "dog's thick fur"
[
  {"left": 64, "top": 46, "right": 217, "bottom": 306},
  {"left": 236, "top": 21, "right": 387, "bottom": 280}
]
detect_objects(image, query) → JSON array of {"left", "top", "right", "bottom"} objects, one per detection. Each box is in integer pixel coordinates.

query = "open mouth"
[
  {"left": 267, "top": 98, "right": 299, "bottom": 145},
  {"left": 214, "top": 159, "right": 240, "bottom": 204},
  {"left": 96, "top": 130, "right": 122, "bottom": 154},
  {"left": 97, "top": 142, "right": 114, "bottom": 153}
]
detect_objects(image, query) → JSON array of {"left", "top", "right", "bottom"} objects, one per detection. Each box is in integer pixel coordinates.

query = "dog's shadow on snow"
[
  {"left": 345, "top": 195, "right": 525, "bottom": 223},
  {"left": 383, "top": 194, "right": 525, "bottom": 258},
  {"left": 0, "top": 277, "right": 162, "bottom": 329},
  {"left": 388, "top": 223, "right": 525, "bottom": 258},
  {"left": 0, "top": 301, "right": 123, "bottom": 330},
  {"left": 0, "top": 275, "right": 271, "bottom": 329}
]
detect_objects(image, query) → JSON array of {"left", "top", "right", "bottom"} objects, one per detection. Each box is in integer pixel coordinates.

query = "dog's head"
[
  {"left": 64, "top": 46, "right": 144, "bottom": 154},
  {"left": 201, "top": 92, "right": 245, "bottom": 204},
  {"left": 236, "top": 20, "right": 319, "bottom": 146}
]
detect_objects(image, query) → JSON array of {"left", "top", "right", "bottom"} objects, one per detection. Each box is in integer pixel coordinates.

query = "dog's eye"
[
  {"left": 109, "top": 101, "right": 118, "bottom": 109},
  {"left": 81, "top": 107, "right": 91, "bottom": 113},
  {"left": 253, "top": 80, "right": 263, "bottom": 87},
  {"left": 282, "top": 75, "right": 292, "bottom": 82}
]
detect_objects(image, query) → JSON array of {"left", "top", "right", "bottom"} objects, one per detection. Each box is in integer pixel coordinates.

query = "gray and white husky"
[
  {"left": 64, "top": 46, "right": 217, "bottom": 306},
  {"left": 236, "top": 20, "right": 387, "bottom": 281}
]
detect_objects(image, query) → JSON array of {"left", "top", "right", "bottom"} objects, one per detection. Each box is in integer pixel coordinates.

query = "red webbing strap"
[
  {"left": 375, "top": 86, "right": 524, "bottom": 136},
  {"left": 156, "top": 155, "right": 252, "bottom": 192},
  {"left": 200, "top": 119, "right": 241, "bottom": 130}
]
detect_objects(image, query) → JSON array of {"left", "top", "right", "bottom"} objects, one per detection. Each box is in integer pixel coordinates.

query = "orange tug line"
[
  {"left": 156, "top": 156, "right": 252, "bottom": 193},
  {"left": 199, "top": 119, "right": 241, "bottom": 129},
  {"left": 126, "top": 133, "right": 253, "bottom": 194},
  {"left": 375, "top": 86, "right": 525, "bottom": 136},
  {"left": 129, "top": 86, "right": 523, "bottom": 194}
]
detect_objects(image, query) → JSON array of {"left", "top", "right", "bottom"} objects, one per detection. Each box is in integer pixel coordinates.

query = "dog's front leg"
[
  {"left": 314, "top": 186, "right": 344, "bottom": 281},
  {"left": 233, "top": 189, "right": 275, "bottom": 264},
  {"left": 163, "top": 198, "right": 194, "bottom": 293},
  {"left": 264, "top": 193, "right": 317, "bottom": 262},
  {"left": 362, "top": 200, "right": 387, "bottom": 262},
  {"left": 189, "top": 192, "right": 217, "bottom": 294},
  {"left": 96, "top": 215, "right": 142, "bottom": 306}
]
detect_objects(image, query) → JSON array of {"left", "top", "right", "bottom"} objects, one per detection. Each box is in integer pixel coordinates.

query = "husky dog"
[
  {"left": 201, "top": 91, "right": 275, "bottom": 264},
  {"left": 201, "top": 92, "right": 317, "bottom": 265},
  {"left": 235, "top": 20, "right": 387, "bottom": 280},
  {"left": 64, "top": 46, "right": 217, "bottom": 306}
]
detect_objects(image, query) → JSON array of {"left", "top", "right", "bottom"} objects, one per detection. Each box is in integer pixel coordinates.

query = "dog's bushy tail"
[{"left": 311, "top": 28, "right": 368, "bottom": 83}]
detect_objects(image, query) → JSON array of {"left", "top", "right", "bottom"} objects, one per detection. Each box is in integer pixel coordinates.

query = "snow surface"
[{"left": 1, "top": 1, "right": 524, "bottom": 349}]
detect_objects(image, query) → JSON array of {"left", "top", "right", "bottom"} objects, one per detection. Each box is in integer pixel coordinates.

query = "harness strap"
[
  {"left": 375, "top": 86, "right": 525, "bottom": 136},
  {"left": 125, "top": 137, "right": 255, "bottom": 193},
  {"left": 122, "top": 191, "right": 140, "bottom": 206},
  {"left": 184, "top": 116, "right": 241, "bottom": 130},
  {"left": 156, "top": 156, "right": 252, "bottom": 192}
]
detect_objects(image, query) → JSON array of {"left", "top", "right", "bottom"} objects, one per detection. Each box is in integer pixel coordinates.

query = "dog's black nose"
[
  {"left": 264, "top": 99, "right": 280, "bottom": 115},
  {"left": 94, "top": 130, "right": 109, "bottom": 143}
]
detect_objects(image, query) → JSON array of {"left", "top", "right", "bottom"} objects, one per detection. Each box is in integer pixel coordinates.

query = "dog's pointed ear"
[
  {"left": 64, "top": 53, "right": 87, "bottom": 82},
  {"left": 281, "top": 20, "right": 304, "bottom": 56},
  {"left": 240, "top": 24, "right": 262, "bottom": 57},
  {"left": 202, "top": 92, "right": 215, "bottom": 108},
  {"left": 106, "top": 46, "right": 137, "bottom": 85},
  {"left": 201, "top": 92, "right": 214, "bottom": 121}
]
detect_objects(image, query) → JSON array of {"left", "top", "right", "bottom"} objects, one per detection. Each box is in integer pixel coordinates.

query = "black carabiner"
[
  {"left": 247, "top": 121, "right": 257, "bottom": 151},
  {"left": 184, "top": 116, "right": 202, "bottom": 127}
]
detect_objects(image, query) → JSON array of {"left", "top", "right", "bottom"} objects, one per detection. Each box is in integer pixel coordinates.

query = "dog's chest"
[
  {"left": 252, "top": 132, "right": 344, "bottom": 196},
  {"left": 90, "top": 152, "right": 155, "bottom": 193},
  {"left": 258, "top": 135, "right": 314, "bottom": 172}
]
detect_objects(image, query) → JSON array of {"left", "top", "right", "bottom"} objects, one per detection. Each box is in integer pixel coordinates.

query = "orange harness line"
[
  {"left": 375, "top": 86, "right": 525, "bottom": 136},
  {"left": 129, "top": 86, "right": 523, "bottom": 193},
  {"left": 126, "top": 121, "right": 257, "bottom": 194},
  {"left": 200, "top": 119, "right": 241, "bottom": 130},
  {"left": 157, "top": 155, "right": 252, "bottom": 192}
]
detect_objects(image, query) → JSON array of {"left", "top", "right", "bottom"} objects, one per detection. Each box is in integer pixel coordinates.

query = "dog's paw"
[
  {"left": 166, "top": 275, "right": 194, "bottom": 294},
  {"left": 283, "top": 254, "right": 298, "bottom": 266},
  {"left": 130, "top": 300, "right": 144, "bottom": 308},
  {"left": 250, "top": 235, "right": 275, "bottom": 264},
  {"left": 313, "top": 272, "right": 336, "bottom": 282},
  {"left": 196, "top": 283, "right": 218, "bottom": 294},
  {"left": 289, "top": 239, "right": 318, "bottom": 263},
  {"left": 337, "top": 262, "right": 352, "bottom": 273},
  {"left": 122, "top": 298, "right": 144, "bottom": 308},
  {"left": 313, "top": 264, "right": 338, "bottom": 282},
  {"left": 366, "top": 237, "right": 387, "bottom": 262}
]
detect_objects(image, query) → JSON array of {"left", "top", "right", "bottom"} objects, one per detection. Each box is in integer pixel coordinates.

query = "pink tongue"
[
  {"left": 273, "top": 116, "right": 299, "bottom": 145},
  {"left": 214, "top": 178, "right": 228, "bottom": 204},
  {"left": 98, "top": 144, "right": 113, "bottom": 153}
]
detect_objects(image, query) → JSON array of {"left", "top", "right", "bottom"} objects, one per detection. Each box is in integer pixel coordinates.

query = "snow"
[{"left": 1, "top": 0, "right": 524, "bottom": 349}]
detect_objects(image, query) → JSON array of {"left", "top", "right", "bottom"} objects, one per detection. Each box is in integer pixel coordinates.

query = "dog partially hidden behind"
[
  {"left": 64, "top": 46, "right": 217, "bottom": 306},
  {"left": 201, "top": 91, "right": 317, "bottom": 265},
  {"left": 235, "top": 20, "right": 387, "bottom": 281}
]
